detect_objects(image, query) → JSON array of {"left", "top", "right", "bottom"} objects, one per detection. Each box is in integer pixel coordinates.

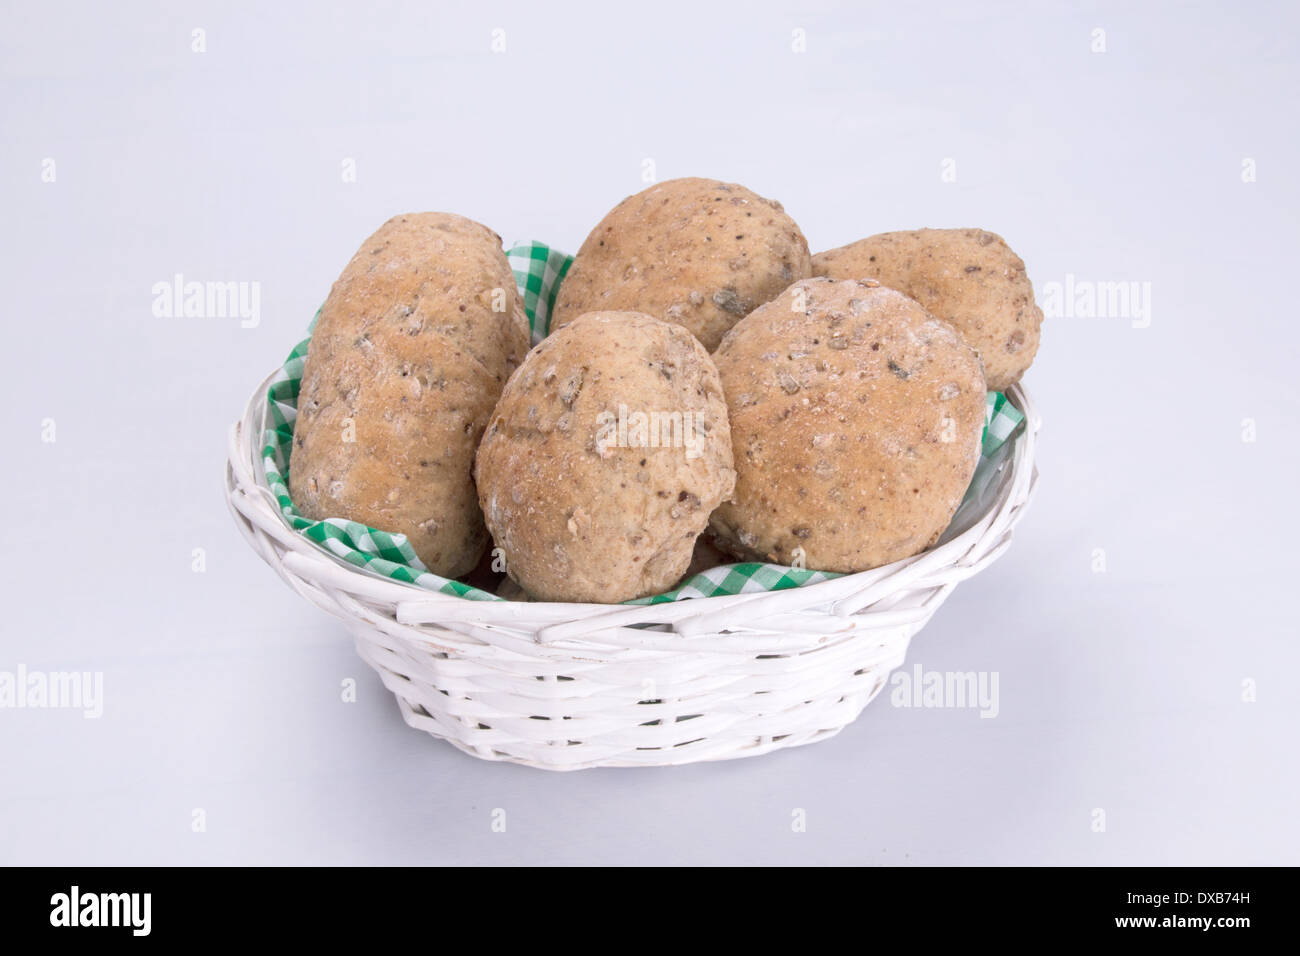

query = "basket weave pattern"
[{"left": 226, "top": 372, "right": 1039, "bottom": 770}]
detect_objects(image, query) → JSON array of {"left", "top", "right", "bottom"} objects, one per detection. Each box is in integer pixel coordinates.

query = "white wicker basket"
[{"left": 226, "top": 370, "right": 1039, "bottom": 770}]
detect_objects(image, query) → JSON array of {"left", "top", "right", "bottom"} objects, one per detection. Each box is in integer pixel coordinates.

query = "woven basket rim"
[{"left": 226, "top": 363, "right": 1040, "bottom": 649}]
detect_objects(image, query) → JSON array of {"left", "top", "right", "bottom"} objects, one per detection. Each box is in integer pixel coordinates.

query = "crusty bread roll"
[
  {"left": 475, "top": 311, "right": 736, "bottom": 603},
  {"left": 812, "top": 228, "right": 1042, "bottom": 391},
  {"left": 550, "top": 178, "right": 812, "bottom": 351},
  {"left": 710, "top": 277, "right": 987, "bottom": 572},
  {"left": 289, "top": 212, "right": 530, "bottom": 577}
]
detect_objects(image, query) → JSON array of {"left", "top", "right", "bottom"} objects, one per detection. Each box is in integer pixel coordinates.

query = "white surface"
[{"left": 2, "top": 0, "right": 1297, "bottom": 865}]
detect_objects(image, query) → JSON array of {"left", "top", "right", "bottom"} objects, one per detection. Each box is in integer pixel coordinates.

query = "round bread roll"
[
  {"left": 812, "top": 228, "right": 1042, "bottom": 391},
  {"left": 475, "top": 311, "right": 736, "bottom": 603},
  {"left": 550, "top": 177, "right": 812, "bottom": 351},
  {"left": 710, "top": 277, "right": 987, "bottom": 572},
  {"left": 289, "top": 212, "right": 530, "bottom": 578}
]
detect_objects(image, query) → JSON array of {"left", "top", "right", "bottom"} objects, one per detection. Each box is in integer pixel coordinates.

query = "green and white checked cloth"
[
  {"left": 262, "top": 241, "right": 1026, "bottom": 604},
  {"left": 508, "top": 242, "right": 572, "bottom": 343}
]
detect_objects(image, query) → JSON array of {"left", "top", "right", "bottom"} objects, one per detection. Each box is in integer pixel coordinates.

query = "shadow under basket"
[{"left": 226, "top": 370, "right": 1040, "bottom": 771}]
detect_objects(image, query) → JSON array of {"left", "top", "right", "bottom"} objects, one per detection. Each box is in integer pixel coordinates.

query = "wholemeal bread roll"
[
  {"left": 550, "top": 177, "right": 812, "bottom": 351},
  {"left": 812, "top": 228, "right": 1042, "bottom": 391},
  {"left": 475, "top": 311, "right": 736, "bottom": 603},
  {"left": 710, "top": 277, "right": 986, "bottom": 572},
  {"left": 289, "top": 212, "right": 530, "bottom": 578},
  {"left": 494, "top": 509, "right": 732, "bottom": 602}
]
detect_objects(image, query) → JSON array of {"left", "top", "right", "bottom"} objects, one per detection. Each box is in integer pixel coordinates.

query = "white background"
[{"left": 2, "top": 0, "right": 1297, "bottom": 865}]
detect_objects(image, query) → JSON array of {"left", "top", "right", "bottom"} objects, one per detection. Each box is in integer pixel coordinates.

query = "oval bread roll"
[
  {"left": 812, "top": 228, "right": 1042, "bottom": 391},
  {"left": 475, "top": 311, "right": 736, "bottom": 603},
  {"left": 551, "top": 177, "right": 812, "bottom": 351},
  {"left": 289, "top": 212, "right": 530, "bottom": 578},
  {"left": 710, "top": 277, "right": 987, "bottom": 572}
]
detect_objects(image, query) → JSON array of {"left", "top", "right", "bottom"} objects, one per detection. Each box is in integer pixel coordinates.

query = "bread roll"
[
  {"left": 710, "top": 277, "right": 986, "bottom": 572},
  {"left": 812, "top": 228, "right": 1042, "bottom": 390},
  {"left": 551, "top": 177, "right": 812, "bottom": 350},
  {"left": 476, "top": 311, "right": 736, "bottom": 603},
  {"left": 289, "top": 212, "right": 530, "bottom": 577}
]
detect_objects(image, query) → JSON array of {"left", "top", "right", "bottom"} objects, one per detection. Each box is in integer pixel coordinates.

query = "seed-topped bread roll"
[
  {"left": 812, "top": 228, "right": 1042, "bottom": 391},
  {"left": 475, "top": 311, "right": 736, "bottom": 603},
  {"left": 710, "top": 277, "right": 987, "bottom": 572},
  {"left": 289, "top": 212, "right": 530, "bottom": 578},
  {"left": 550, "top": 177, "right": 812, "bottom": 351}
]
